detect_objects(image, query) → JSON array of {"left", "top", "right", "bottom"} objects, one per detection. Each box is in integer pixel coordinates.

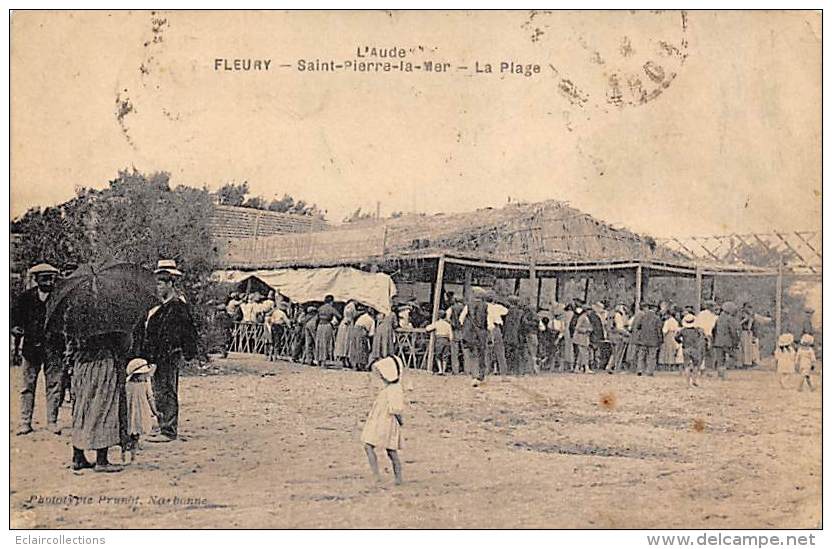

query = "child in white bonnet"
[
  {"left": 361, "top": 355, "right": 406, "bottom": 485},
  {"left": 125, "top": 358, "right": 159, "bottom": 462},
  {"left": 774, "top": 333, "right": 796, "bottom": 389},
  {"left": 796, "top": 334, "right": 817, "bottom": 392}
]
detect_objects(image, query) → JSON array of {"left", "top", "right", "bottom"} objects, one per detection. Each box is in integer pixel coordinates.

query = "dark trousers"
[
  {"left": 593, "top": 341, "right": 613, "bottom": 371},
  {"left": 20, "top": 352, "right": 63, "bottom": 426},
  {"left": 636, "top": 345, "right": 658, "bottom": 375},
  {"left": 270, "top": 325, "right": 284, "bottom": 357},
  {"left": 713, "top": 347, "right": 734, "bottom": 378},
  {"left": 152, "top": 351, "right": 182, "bottom": 438},
  {"left": 450, "top": 339, "right": 462, "bottom": 374}
]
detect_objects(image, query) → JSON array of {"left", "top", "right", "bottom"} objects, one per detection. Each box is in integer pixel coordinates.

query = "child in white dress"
[
  {"left": 361, "top": 355, "right": 406, "bottom": 485},
  {"left": 774, "top": 333, "right": 796, "bottom": 389},
  {"left": 125, "top": 358, "right": 158, "bottom": 462},
  {"left": 796, "top": 334, "right": 817, "bottom": 392}
]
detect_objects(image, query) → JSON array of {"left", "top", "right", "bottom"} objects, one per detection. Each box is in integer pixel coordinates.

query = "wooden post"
[
  {"left": 536, "top": 277, "right": 543, "bottom": 310},
  {"left": 775, "top": 260, "right": 783, "bottom": 337},
  {"left": 426, "top": 255, "right": 446, "bottom": 372},
  {"left": 463, "top": 269, "right": 473, "bottom": 301},
  {"left": 554, "top": 274, "right": 562, "bottom": 303},
  {"left": 635, "top": 264, "right": 643, "bottom": 309},
  {"left": 582, "top": 277, "right": 590, "bottom": 304},
  {"left": 529, "top": 262, "right": 538, "bottom": 308},
  {"left": 695, "top": 266, "right": 703, "bottom": 313}
]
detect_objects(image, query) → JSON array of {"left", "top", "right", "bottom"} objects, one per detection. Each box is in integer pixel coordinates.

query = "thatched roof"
[{"left": 217, "top": 200, "right": 685, "bottom": 269}]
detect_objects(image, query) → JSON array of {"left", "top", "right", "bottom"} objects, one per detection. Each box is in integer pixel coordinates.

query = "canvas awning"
[{"left": 213, "top": 266, "right": 397, "bottom": 314}]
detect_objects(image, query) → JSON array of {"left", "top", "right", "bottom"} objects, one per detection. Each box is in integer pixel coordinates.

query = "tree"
[{"left": 215, "top": 181, "right": 249, "bottom": 206}]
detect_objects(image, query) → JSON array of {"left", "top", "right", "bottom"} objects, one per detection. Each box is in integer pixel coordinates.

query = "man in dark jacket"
[
  {"left": 632, "top": 302, "right": 662, "bottom": 376},
  {"left": 502, "top": 296, "right": 523, "bottom": 374},
  {"left": 461, "top": 288, "right": 489, "bottom": 385},
  {"left": 134, "top": 260, "right": 198, "bottom": 442},
  {"left": 587, "top": 302, "right": 611, "bottom": 371},
  {"left": 447, "top": 296, "right": 466, "bottom": 374},
  {"left": 712, "top": 301, "right": 740, "bottom": 380},
  {"left": 12, "top": 263, "right": 63, "bottom": 435}
]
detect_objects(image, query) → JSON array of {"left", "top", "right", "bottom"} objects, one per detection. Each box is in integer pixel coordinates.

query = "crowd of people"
[{"left": 213, "top": 285, "right": 818, "bottom": 389}]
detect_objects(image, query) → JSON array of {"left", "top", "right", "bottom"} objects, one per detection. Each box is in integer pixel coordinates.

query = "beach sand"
[{"left": 10, "top": 355, "right": 821, "bottom": 529}]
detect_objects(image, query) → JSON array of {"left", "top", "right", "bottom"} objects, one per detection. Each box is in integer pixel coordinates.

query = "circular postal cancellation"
[{"left": 527, "top": 10, "right": 689, "bottom": 113}]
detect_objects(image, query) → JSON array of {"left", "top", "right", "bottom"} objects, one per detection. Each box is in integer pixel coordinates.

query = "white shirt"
[
  {"left": 426, "top": 319, "right": 453, "bottom": 340},
  {"left": 487, "top": 303, "right": 508, "bottom": 330},
  {"left": 240, "top": 302, "right": 259, "bottom": 322},
  {"left": 266, "top": 307, "right": 289, "bottom": 327},
  {"left": 355, "top": 313, "right": 376, "bottom": 337},
  {"left": 662, "top": 316, "right": 680, "bottom": 335},
  {"left": 694, "top": 309, "right": 718, "bottom": 337}
]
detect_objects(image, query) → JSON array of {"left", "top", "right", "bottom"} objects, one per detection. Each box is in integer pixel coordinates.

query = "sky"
[{"left": 10, "top": 10, "right": 821, "bottom": 237}]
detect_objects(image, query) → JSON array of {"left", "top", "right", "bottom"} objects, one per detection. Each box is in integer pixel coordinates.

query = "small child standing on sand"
[
  {"left": 125, "top": 358, "right": 158, "bottom": 462},
  {"left": 361, "top": 355, "right": 406, "bottom": 485},
  {"left": 796, "top": 334, "right": 818, "bottom": 392},
  {"left": 774, "top": 333, "right": 796, "bottom": 389}
]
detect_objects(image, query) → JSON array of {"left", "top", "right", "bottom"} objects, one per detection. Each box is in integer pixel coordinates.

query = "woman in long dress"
[
  {"left": 349, "top": 308, "right": 374, "bottom": 371},
  {"left": 560, "top": 306, "right": 575, "bottom": 370},
  {"left": 335, "top": 301, "right": 356, "bottom": 367},
  {"left": 67, "top": 331, "right": 130, "bottom": 472},
  {"left": 739, "top": 304, "right": 768, "bottom": 368},
  {"left": 659, "top": 309, "right": 683, "bottom": 370},
  {"left": 371, "top": 311, "right": 396, "bottom": 362}
]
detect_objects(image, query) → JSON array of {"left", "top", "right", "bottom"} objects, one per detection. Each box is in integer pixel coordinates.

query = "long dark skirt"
[
  {"left": 348, "top": 325, "right": 370, "bottom": 370},
  {"left": 315, "top": 322, "right": 335, "bottom": 363},
  {"left": 71, "top": 351, "right": 126, "bottom": 451}
]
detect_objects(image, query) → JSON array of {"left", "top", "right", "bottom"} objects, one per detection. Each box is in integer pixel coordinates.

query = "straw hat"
[
  {"left": 777, "top": 333, "right": 794, "bottom": 347},
  {"left": 682, "top": 314, "right": 696, "bottom": 327},
  {"left": 800, "top": 334, "right": 814, "bottom": 346},
  {"left": 374, "top": 356, "right": 401, "bottom": 383},
  {"left": 28, "top": 263, "right": 60, "bottom": 276},
  {"left": 126, "top": 358, "right": 156, "bottom": 378},
  {"left": 154, "top": 259, "right": 183, "bottom": 276}
]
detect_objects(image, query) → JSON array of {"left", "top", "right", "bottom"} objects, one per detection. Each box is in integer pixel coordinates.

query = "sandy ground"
[{"left": 10, "top": 355, "right": 821, "bottom": 529}]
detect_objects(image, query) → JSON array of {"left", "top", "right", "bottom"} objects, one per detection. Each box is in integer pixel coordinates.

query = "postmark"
[{"left": 528, "top": 10, "right": 689, "bottom": 112}]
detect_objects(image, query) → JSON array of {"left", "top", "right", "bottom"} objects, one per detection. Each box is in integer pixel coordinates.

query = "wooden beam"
[
  {"left": 537, "top": 276, "right": 543, "bottom": 310},
  {"left": 426, "top": 255, "right": 446, "bottom": 372}
]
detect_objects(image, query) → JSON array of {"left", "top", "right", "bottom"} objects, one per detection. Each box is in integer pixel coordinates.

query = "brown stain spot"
[
  {"left": 692, "top": 418, "right": 706, "bottom": 432},
  {"left": 599, "top": 391, "right": 617, "bottom": 411}
]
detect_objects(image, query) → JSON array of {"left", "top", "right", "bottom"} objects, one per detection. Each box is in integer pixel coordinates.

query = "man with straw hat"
[
  {"left": 12, "top": 262, "right": 63, "bottom": 435},
  {"left": 133, "top": 259, "right": 197, "bottom": 442}
]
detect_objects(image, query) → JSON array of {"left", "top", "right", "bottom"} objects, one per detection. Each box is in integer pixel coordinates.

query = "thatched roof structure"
[{"left": 217, "top": 200, "right": 686, "bottom": 269}]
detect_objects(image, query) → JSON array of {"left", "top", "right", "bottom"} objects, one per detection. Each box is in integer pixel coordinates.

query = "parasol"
[{"left": 45, "top": 261, "right": 159, "bottom": 339}]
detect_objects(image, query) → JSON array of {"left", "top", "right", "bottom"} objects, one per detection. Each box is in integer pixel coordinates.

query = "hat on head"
[
  {"left": 306, "top": 305, "right": 317, "bottom": 313},
  {"left": 29, "top": 263, "right": 60, "bottom": 276},
  {"left": 126, "top": 358, "right": 156, "bottom": 378},
  {"left": 154, "top": 259, "right": 183, "bottom": 277},
  {"left": 778, "top": 333, "right": 794, "bottom": 347},
  {"left": 682, "top": 313, "right": 696, "bottom": 327},
  {"left": 805, "top": 307, "right": 815, "bottom": 314},
  {"left": 374, "top": 357, "right": 401, "bottom": 383},
  {"left": 800, "top": 334, "right": 814, "bottom": 346}
]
